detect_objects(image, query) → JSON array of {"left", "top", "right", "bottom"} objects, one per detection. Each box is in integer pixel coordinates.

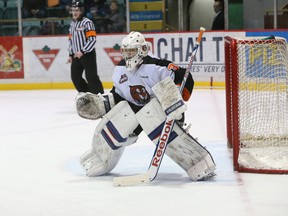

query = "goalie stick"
[{"left": 113, "top": 27, "right": 206, "bottom": 187}]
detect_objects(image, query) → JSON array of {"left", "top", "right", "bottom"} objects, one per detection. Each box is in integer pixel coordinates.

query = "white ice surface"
[{"left": 0, "top": 89, "right": 287, "bottom": 216}]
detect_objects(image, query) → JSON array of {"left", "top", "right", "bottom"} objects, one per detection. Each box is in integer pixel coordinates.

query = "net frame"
[{"left": 225, "top": 36, "right": 288, "bottom": 174}]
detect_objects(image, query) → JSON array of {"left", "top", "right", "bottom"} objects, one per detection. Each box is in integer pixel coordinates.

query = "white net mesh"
[{"left": 235, "top": 37, "right": 288, "bottom": 171}]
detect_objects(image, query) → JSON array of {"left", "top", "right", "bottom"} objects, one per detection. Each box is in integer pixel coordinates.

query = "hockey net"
[{"left": 225, "top": 36, "right": 288, "bottom": 173}]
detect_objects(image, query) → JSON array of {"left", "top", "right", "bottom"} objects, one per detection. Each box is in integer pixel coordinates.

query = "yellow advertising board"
[
  {"left": 129, "top": 0, "right": 164, "bottom": 32},
  {"left": 130, "top": 20, "right": 163, "bottom": 31},
  {"left": 129, "top": 2, "right": 163, "bottom": 11}
]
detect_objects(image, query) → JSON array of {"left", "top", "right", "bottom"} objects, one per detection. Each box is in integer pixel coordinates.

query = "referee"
[{"left": 67, "top": 1, "right": 104, "bottom": 94}]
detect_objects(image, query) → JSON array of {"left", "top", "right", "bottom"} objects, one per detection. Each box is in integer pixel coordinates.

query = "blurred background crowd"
[
  {"left": 0, "top": 0, "right": 126, "bottom": 36},
  {"left": 0, "top": 0, "right": 287, "bottom": 37}
]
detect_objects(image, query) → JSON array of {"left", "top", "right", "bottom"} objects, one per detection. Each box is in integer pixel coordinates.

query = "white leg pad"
[
  {"left": 187, "top": 154, "right": 216, "bottom": 181},
  {"left": 165, "top": 124, "right": 216, "bottom": 181},
  {"left": 80, "top": 147, "right": 125, "bottom": 177},
  {"left": 135, "top": 98, "right": 166, "bottom": 133},
  {"left": 80, "top": 101, "right": 139, "bottom": 176},
  {"left": 136, "top": 98, "right": 216, "bottom": 181}
]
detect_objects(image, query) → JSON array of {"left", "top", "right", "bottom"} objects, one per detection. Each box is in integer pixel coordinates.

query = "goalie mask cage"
[{"left": 224, "top": 36, "right": 288, "bottom": 174}]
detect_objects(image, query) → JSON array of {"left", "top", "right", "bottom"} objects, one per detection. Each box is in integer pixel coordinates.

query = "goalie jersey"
[{"left": 111, "top": 54, "right": 194, "bottom": 109}]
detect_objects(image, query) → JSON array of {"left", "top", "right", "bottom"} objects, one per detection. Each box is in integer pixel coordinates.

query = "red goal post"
[{"left": 224, "top": 36, "right": 288, "bottom": 174}]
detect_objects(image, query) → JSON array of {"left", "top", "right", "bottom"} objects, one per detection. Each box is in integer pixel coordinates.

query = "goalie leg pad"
[
  {"left": 167, "top": 124, "right": 216, "bottom": 181},
  {"left": 76, "top": 92, "right": 115, "bottom": 120},
  {"left": 136, "top": 98, "right": 216, "bottom": 181},
  {"left": 80, "top": 147, "right": 125, "bottom": 177},
  {"left": 152, "top": 76, "right": 187, "bottom": 121},
  {"left": 186, "top": 154, "right": 216, "bottom": 181},
  {"left": 80, "top": 101, "right": 139, "bottom": 176},
  {"left": 100, "top": 101, "right": 139, "bottom": 144}
]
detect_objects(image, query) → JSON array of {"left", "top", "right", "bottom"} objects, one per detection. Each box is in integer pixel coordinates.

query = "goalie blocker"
[{"left": 79, "top": 97, "right": 216, "bottom": 181}]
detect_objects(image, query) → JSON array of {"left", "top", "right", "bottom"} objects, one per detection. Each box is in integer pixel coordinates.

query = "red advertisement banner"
[{"left": 0, "top": 37, "right": 24, "bottom": 79}]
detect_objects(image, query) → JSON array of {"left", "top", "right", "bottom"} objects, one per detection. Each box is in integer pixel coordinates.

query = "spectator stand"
[
  {"left": 0, "top": 1, "right": 3, "bottom": 19},
  {"left": 0, "top": 0, "right": 18, "bottom": 36},
  {"left": 0, "top": 0, "right": 127, "bottom": 36}
]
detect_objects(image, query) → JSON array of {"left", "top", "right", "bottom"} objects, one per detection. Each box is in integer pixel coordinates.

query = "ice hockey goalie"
[
  {"left": 76, "top": 89, "right": 216, "bottom": 181},
  {"left": 75, "top": 31, "right": 216, "bottom": 182}
]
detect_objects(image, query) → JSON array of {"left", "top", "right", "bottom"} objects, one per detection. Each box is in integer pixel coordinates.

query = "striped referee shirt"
[{"left": 68, "top": 16, "right": 97, "bottom": 56}]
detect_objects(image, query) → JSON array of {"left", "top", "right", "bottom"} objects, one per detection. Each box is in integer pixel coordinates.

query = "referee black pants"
[{"left": 71, "top": 49, "right": 104, "bottom": 94}]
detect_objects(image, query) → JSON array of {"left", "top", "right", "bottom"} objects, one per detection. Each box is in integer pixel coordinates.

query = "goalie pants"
[{"left": 71, "top": 49, "right": 104, "bottom": 94}]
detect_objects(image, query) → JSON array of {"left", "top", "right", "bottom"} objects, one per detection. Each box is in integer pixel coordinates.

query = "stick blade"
[{"left": 113, "top": 173, "right": 150, "bottom": 187}]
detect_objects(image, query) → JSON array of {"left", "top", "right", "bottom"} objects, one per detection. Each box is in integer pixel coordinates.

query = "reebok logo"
[{"left": 151, "top": 120, "right": 173, "bottom": 167}]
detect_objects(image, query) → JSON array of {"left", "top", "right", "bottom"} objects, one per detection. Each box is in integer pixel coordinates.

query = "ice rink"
[{"left": 0, "top": 89, "right": 287, "bottom": 216}]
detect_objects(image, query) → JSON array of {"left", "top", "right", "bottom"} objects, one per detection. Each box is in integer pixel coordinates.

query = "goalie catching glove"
[{"left": 76, "top": 92, "right": 115, "bottom": 120}]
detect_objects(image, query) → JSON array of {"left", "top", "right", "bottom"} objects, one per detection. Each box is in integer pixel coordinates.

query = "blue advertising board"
[
  {"left": 130, "top": 11, "right": 163, "bottom": 21},
  {"left": 246, "top": 31, "right": 288, "bottom": 42}
]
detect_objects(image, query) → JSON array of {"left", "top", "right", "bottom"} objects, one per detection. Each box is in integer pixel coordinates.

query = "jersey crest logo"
[
  {"left": 130, "top": 85, "right": 150, "bottom": 105},
  {"left": 119, "top": 74, "right": 128, "bottom": 84},
  {"left": 167, "top": 63, "right": 180, "bottom": 71}
]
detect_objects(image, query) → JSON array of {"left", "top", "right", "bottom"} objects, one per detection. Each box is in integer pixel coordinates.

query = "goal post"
[{"left": 224, "top": 36, "right": 288, "bottom": 174}]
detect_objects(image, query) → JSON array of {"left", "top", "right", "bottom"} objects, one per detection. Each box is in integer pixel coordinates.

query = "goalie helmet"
[{"left": 121, "top": 31, "right": 149, "bottom": 71}]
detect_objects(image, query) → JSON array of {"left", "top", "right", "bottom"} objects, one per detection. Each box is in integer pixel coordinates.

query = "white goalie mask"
[{"left": 121, "top": 31, "right": 149, "bottom": 71}]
